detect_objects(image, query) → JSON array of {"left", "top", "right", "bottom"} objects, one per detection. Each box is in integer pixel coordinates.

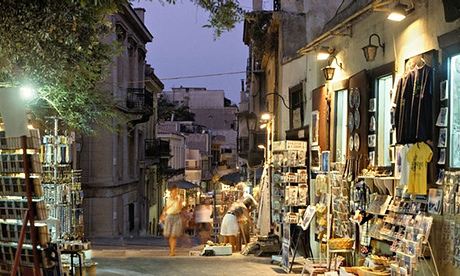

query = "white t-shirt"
[{"left": 399, "top": 144, "right": 412, "bottom": 186}]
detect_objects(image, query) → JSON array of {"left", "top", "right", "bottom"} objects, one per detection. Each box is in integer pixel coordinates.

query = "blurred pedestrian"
[
  {"left": 160, "top": 185, "right": 183, "bottom": 256},
  {"left": 195, "top": 199, "right": 213, "bottom": 243}
]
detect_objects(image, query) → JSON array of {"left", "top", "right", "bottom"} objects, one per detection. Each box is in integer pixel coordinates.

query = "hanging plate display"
[
  {"left": 353, "top": 88, "right": 360, "bottom": 109},
  {"left": 348, "top": 112, "right": 354, "bottom": 130},
  {"left": 348, "top": 90, "right": 354, "bottom": 108},
  {"left": 354, "top": 133, "right": 360, "bottom": 151},
  {"left": 349, "top": 135, "right": 354, "bottom": 152},
  {"left": 354, "top": 109, "right": 360, "bottom": 129}
]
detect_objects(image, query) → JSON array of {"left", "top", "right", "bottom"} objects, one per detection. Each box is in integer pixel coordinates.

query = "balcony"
[
  {"left": 125, "top": 88, "right": 153, "bottom": 115},
  {"left": 145, "top": 139, "right": 171, "bottom": 167}
]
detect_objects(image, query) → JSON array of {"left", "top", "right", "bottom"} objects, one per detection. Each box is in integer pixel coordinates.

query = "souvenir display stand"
[
  {"left": 0, "top": 127, "right": 56, "bottom": 275},
  {"left": 272, "top": 140, "right": 311, "bottom": 272}
]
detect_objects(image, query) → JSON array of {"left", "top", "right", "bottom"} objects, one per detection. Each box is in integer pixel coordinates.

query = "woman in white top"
[{"left": 161, "top": 185, "right": 183, "bottom": 256}]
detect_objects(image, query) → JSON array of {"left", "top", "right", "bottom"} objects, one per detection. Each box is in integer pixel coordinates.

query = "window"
[
  {"left": 449, "top": 54, "right": 460, "bottom": 168},
  {"left": 334, "top": 89, "right": 348, "bottom": 163},
  {"left": 289, "top": 84, "right": 304, "bottom": 129},
  {"left": 376, "top": 75, "right": 393, "bottom": 167}
]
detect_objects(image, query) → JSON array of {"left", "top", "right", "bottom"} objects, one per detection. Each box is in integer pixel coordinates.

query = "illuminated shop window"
[
  {"left": 449, "top": 54, "right": 460, "bottom": 168},
  {"left": 334, "top": 89, "right": 348, "bottom": 163},
  {"left": 376, "top": 75, "right": 393, "bottom": 167}
]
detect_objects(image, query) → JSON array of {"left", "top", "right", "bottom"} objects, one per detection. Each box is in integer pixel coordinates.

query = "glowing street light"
[{"left": 19, "top": 86, "right": 35, "bottom": 100}]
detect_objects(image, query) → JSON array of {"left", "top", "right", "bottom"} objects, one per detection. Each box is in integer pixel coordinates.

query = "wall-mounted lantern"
[{"left": 362, "top": 33, "right": 385, "bottom": 62}]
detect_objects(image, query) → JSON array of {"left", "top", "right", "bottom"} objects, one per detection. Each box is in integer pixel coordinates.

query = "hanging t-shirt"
[
  {"left": 399, "top": 144, "right": 412, "bottom": 186},
  {"left": 406, "top": 142, "right": 432, "bottom": 195}
]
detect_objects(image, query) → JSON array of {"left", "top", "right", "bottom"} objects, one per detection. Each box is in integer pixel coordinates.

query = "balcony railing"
[
  {"left": 145, "top": 139, "right": 170, "bottom": 166},
  {"left": 126, "top": 88, "right": 153, "bottom": 115}
]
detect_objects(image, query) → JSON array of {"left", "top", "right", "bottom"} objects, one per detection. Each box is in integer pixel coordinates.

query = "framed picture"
[
  {"left": 300, "top": 205, "right": 316, "bottom": 230},
  {"left": 438, "top": 148, "right": 446, "bottom": 165},
  {"left": 321, "top": 151, "right": 330, "bottom": 172},
  {"left": 440, "top": 80, "right": 448, "bottom": 101},
  {"left": 438, "top": 128, "right": 447, "bottom": 148},
  {"left": 311, "top": 111, "right": 319, "bottom": 146},
  {"left": 369, "top": 151, "right": 375, "bottom": 167},
  {"left": 369, "top": 98, "right": 376, "bottom": 112},
  {"left": 368, "top": 134, "right": 376, "bottom": 148},
  {"left": 427, "top": 188, "right": 443, "bottom": 214},
  {"left": 436, "top": 169, "right": 445, "bottom": 185},
  {"left": 436, "top": 107, "right": 448, "bottom": 127},
  {"left": 311, "top": 146, "right": 321, "bottom": 171}
]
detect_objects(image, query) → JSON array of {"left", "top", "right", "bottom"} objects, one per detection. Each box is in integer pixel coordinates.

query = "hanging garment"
[
  {"left": 399, "top": 144, "right": 413, "bottom": 186},
  {"left": 394, "top": 71, "right": 415, "bottom": 144},
  {"left": 394, "top": 65, "right": 433, "bottom": 143},
  {"left": 406, "top": 142, "right": 433, "bottom": 195},
  {"left": 410, "top": 64, "right": 433, "bottom": 142}
]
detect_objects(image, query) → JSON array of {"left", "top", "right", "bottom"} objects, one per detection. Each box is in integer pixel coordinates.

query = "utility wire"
[
  {"left": 110, "top": 70, "right": 247, "bottom": 84},
  {"left": 161, "top": 71, "right": 246, "bottom": 81}
]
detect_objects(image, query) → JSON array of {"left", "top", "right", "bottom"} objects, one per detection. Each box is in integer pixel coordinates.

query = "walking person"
[{"left": 160, "top": 185, "right": 183, "bottom": 256}]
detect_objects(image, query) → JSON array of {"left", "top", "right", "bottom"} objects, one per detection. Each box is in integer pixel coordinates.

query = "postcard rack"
[{"left": 0, "top": 129, "right": 51, "bottom": 276}]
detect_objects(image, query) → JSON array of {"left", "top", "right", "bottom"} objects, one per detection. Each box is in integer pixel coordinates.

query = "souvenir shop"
[
  {"left": 292, "top": 11, "right": 460, "bottom": 276},
  {"left": 0, "top": 104, "right": 93, "bottom": 275}
]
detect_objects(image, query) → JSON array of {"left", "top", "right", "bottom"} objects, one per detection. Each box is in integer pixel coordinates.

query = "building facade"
[
  {"left": 243, "top": 0, "right": 459, "bottom": 274},
  {"left": 79, "top": 5, "right": 162, "bottom": 238}
]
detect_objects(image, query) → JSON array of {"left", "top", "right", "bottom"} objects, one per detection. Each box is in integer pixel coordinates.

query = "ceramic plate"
[
  {"left": 348, "top": 90, "right": 354, "bottom": 108},
  {"left": 349, "top": 135, "right": 354, "bottom": 152},
  {"left": 348, "top": 111, "right": 354, "bottom": 130},
  {"left": 354, "top": 88, "right": 360, "bottom": 108},
  {"left": 354, "top": 109, "right": 360, "bottom": 129},
  {"left": 354, "top": 133, "right": 360, "bottom": 151}
]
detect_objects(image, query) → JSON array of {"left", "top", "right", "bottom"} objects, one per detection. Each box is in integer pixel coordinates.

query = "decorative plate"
[
  {"left": 348, "top": 111, "right": 354, "bottom": 130},
  {"left": 348, "top": 90, "right": 354, "bottom": 108},
  {"left": 353, "top": 88, "right": 360, "bottom": 109},
  {"left": 354, "top": 109, "right": 360, "bottom": 129},
  {"left": 349, "top": 135, "right": 354, "bottom": 152},
  {"left": 354, "top": 133, "right": 360, "bottom": 151}
]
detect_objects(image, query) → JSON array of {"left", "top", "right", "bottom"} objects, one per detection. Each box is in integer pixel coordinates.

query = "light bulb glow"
[
  {"left": 20, "top": 86, "right": 35, "bottom": 100},
  {"left": 387, "top": 12, "right": 405, "bottom": 21},
  {"left": 260, "top": 113, "right": 271, "bottom": 121}
]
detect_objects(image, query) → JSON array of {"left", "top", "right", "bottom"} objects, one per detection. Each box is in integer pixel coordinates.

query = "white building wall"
[{"left": 279, "top": 56, "right": 308, "bottom": 140}]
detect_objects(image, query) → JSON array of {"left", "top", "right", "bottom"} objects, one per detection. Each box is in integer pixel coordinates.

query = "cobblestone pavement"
[{"left": 90, "top": 237, "right": 303, "bottom": 275}]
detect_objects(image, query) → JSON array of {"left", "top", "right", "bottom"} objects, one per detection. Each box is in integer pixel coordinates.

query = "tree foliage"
[
  {"left": 157, "top": 96, "right": 195, "bottom": 122},
  {"left": 0, "top": 0, "right": 242, "bottom": 132},
  {"left": 0, "top": 0, "right": 124, "bottom": 133}
]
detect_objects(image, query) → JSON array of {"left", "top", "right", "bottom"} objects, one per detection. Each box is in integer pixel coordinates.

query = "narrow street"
[
  {"left": 90, "top": 238, "right": 299, "bottom": 276},
  {"left": 95, "top": 255, "right": 286, "bottom": 276}
]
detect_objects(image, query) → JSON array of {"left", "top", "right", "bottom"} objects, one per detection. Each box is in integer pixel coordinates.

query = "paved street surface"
[{"left": 91, "top": 237, "right": 302, "bottom": 275}]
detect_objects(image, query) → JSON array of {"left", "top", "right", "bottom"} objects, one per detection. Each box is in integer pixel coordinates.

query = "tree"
[
  {"left": 157, "top": 96, "right": 195, "bottom": 122},
  {"left": 0, "top": 0, "right": 242, "bottom": 132},
  {"left": 0, "top": 0, "right": 123, "bottom": 133}
]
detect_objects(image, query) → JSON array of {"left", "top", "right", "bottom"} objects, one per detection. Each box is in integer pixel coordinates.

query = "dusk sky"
[{"left": 134, "top": 1, "right": 259, "bottom": 105}]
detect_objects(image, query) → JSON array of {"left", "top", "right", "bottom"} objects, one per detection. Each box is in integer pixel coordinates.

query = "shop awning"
[
  {"left": 168, "top": 180, "right": 200, "bottom": 190},
  {"left": 219, "top": 172, "right": 246, "bottom": 185}
]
